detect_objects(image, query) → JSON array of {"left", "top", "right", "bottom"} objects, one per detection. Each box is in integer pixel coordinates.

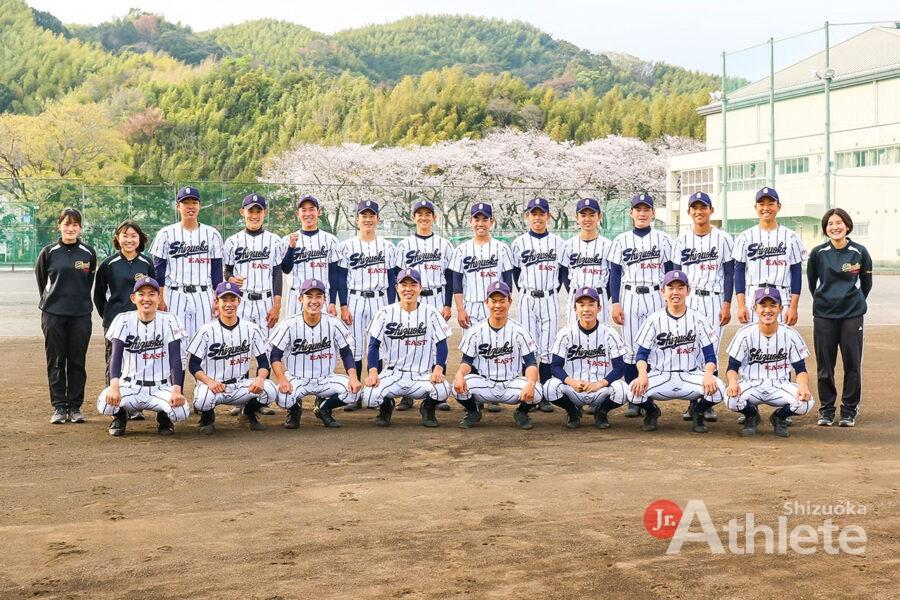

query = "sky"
[{"left": 27, "top": 0, "right": 899, "bottom": 77}]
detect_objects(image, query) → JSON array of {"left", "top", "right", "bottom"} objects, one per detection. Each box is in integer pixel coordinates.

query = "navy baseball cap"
[
  {"left": 397, "top": 268, "right": 421, "bottom": 284},
  {"left": 471, "top": 202, "right": 493, "bottom": 218},
  {"left": 296, "top": 194, "right": 320, "bottom": 209},
  {"left": 299, "top": 278, "right": 326, "bottom": 294},
  {"left": 576, "top": 198, "right": 601, "bottom": 213},
  {"left": 526, "top": 197, "right": 550, "bottom": 213},
  {"left": 176, "top": 186, "right": 200, "bottom": 202},
  {"left": 687, "top": 192, "right": 712, "bottom": 207},
  {"left": 663, "top": 270, "right": 690, "bottom": 287},
  {"left": 631, "top": 193, "right": 654, "bottom": 208},
  {"left": 754, "top": 287, "right": 782, "bottom": 304},
  {"left": 215, "top": 281, "right": 242, "bottom": 298},
  {"left": 485, "top": 281, "right": 511, "bottom": 299},
  {"left": 412, "top": 199, "right": 435, "bottom": 214},
  {"left": 133, "top": 276, "right": 160, "bottom": 293},
  {"left": 357, "top": 199, "right": 379, "bottom": 214},
  {"left": 242, "top": 193, "right": 266, "bottom": 210},
  {"left": 755, "top": 187, "right": 780, "bottom": 203},
  {"left": 573, "top": 286, "right": 601, "bottom": 304}
]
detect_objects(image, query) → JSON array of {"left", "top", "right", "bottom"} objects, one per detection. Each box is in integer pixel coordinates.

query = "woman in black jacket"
[
  {"left": 807, "top": 208, "right": 873, "bottom": 427},
  {"left": 35, "top": 207, "right": 97, "bottom": 424}
]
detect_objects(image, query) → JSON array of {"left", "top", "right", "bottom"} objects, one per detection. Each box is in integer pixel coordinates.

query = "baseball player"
[
  {"left": 672, "top": 191, "right": 734, "bottom": 423},
  {"left": 724, "top": 287, "right": 814, "bottom": 437},
  {"left": 545, "top": 286, "right": 629, "bottom": 429},
  {"left": 150, "top": 186, "right": 224, "bottom": 363},
  {"left": 281, "top": 194, "right": 340, "bottom": 318},
  {"left": 608, "top": 193, "right": 674, "bottom": 417},
  {"left": 733, "top": 187, "right": 808, "bottom": 327},
  {"left": 510, "top": 197, "right": 568, "bottom": 414},
  {"left": 269, "top": 278, "right": 361, "bottom": 429},
  {"left": 333, "top": 200, "right": 398, "bottom": 411},
  {"left": 223, "top": 193, "right": 287, "bottom": 328},
  {"left": 363, "top": 268, "right": 453, "bottom": 427},
  {"left": 97, "top": 277, "right": 188, "bottom": 436},
  {"left": 394, "top": 199, "right": 454, "bottom": 412},
  {"left": 452, "top": 281, "right": 543, "bottom": 430},
  {"left": 623, "top": 270, "right": 726, "bottom": 433},
  {"left": 187, "top": 282, "right": 277, "bottom": 434},
  {"left": 561, "top": 197, "right": 612, "bottom": 326}
]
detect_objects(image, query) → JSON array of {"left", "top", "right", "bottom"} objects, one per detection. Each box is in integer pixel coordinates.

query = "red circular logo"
[{"left": 643, "top": 499, "right": 683, "bottom": 539}]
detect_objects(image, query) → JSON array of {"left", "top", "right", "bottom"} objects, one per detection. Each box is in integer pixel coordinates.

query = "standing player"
[
  {"left": 394, "top": 199, "right": 454, "bottom": 412},
  {"left": 363, "top": 269, "right": 453, "bottom": 427},
  {"left": 672, "top": 191, "right": 734, "bottom": 422},
  {"left": 545, "top": 287, "right": 629, "bottom": 429},
  {"left": 150, "top": 186, "right": 223, "bottom": 363},
  {"left": 562, "top": 197, "right": 612, "bottom": 326},
  {"left": 510, "top": 197, "right": 568, "bottom": 414},
  {"left": 608, "top": 193, "right": 674, "bottom": 417},
  {"left": 269, "top": 278, "right": 362, "bottom": 429},
  {"left": 333, "top": 200, "right": 398, "bottom": 410},
  {"left": 281, "top": 194, "right": 340, "bottom": 318},
  {"left": 188, "top": 282, "right": 277, "bottom": 434},
  {"left": 724, "top": 287, "right": 814, "bottom": 437},
  {"left": 97, "top": 277, "right": 189, "bottom": 436},
  {"left": 452, "top": 281, "right": 543, "bottom": 430},
  {"left": 623, "top": 270, "right": 726, "bottom": 433}
]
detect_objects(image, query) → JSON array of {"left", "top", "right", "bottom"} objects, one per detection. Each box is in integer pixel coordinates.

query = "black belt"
[
  {"left": 693, "top": 290, "right": 720, "bottom": 297},
  {"left": 222, "top": 374, "right": 249, "bottom": 385},
  {"left": 122, "top": 377, "right": 168, "bottom": 387},
  {"left": 757, "top": 283, "right": 784, "bottom": 289},
  {"left": 624, "top": 284, "right": 660, "bottom": 294},
  {"left": 170, "top": 285, "right": 209, "bottom": 293},
  {"left": 350, "top": 289, "right": 385, "bottom": 298},
  {"left": 245, "top": 291, "right": 273, "bottom": 301},
  {"left": 419, "top": 286, "right": 443, "bottom": 297},
  {"left": 525, "top": 289, "right": 555, "bottom": 298}
]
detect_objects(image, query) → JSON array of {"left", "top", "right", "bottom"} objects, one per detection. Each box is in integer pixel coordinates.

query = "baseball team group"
[{"left": 34, "top": 184, "right": 873, "bottom": 438}]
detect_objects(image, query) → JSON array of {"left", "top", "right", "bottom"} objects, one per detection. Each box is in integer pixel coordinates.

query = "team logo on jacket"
[
  {"left": 462, "top": 255, "right": 498, "bottom": 272},
  {"left": 124, "top": 334, "right": 164, "bottom": 353},
  {"left": 622, "top": 246, "right": 661, "bottom": 265},
  {"left": 746, "top": 242, "right": 786, "bottom": 260},
  {"left": 680, "top": 248, "right": 719, "bottom": 265},
  {"left": 207, "top": 340, "right": 251, "bottom": 359},
  {"left": 841, "top": 262, "right": 861, "bottom": 274},
  {"left": 348, "top": 251, "right": 385, "bottom": 269},
  {"left": 74, "top": 260, "right": 91, "bottom": 272},
  {"left": 656, "top": 331, "right": 696, "bottom": 350},
  {"left": 234, "top": 247, "right": 271, "bottom": 263},
  {"left": 385, "top": 322, "right": 427, "bottom": 339},
  {"left": 404, "top": 249, "right": 442, "bottom": 268},
  {"left": 169, "top": 240, "right": 210, "bottom": 258},
  {"left": 566, "top": 344, "right": 607, "bottom": 360},
  {"left": 291, "top": 337, "right": 331, "bottom": 355},
  {"left": 520, "top": 249, "right": 557, "bottom": 266},
  {"left": 477, "top": 342, "right": 513, "bottom": 358}
]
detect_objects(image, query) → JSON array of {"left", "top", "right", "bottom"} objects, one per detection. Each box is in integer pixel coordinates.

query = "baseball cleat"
[
  {"left": 69, "top": 409, "right": 86, "bottom": 423},
  {"left": 156, "top": 413, "right": 175, "bottom": 436},
  {"left": 689, "top": 407, "right": 707, "bottom": 433},
  {"left": 594, "top": 410, "right": 610, "bottom": 429},
  {"left": 740, "top": 413, "right": 761, "bottom": 437},
  {"left": 50, "top": 408, "right": 67, "bottom": 424},
  {"left": 128, "top": 411, "right": 145, "bottom": 421},
  {"left": 241, "top": 404, "right": 267, "bottom": 431},
  {"left": 513, "top": 409, "right": 533, "bottom": 430},
  {"left": 284, "top": 405, "right": 301, "bottom": 429},
  {"left": 108, "top": 410, "right": 127, "bottom": 437},
  {"left": 817, "top": 416, "right": 834, "bottom": 427},
  {"left": 585, "top": 404, "right": 596, "bottom": 415},
  {"left": 344, "top": 398, "right": 362, "bottom": 412},
  {"left": 259, "top": 405, "right": 276, "bottom": 415},
  {"left": 437, "top": 402, "right": 451, "bottom": 411},
  {"left": 770, "top": 412, "right": 790, "bottom": 438},
  {"left": 737, "top": 414, "right": 746, "bottom": 425},
  {"left": 784, "top": 416, "right": 793, "bottom": 426},
  {"left": 458, "top": 410, "right": 482, "bottom": 429},
  {"left": 198, "top": 409, "right": 216, "bottom": 434},
  {"left": 624, "top": 403, "right": 641, "bottom": 418},
  {"left": 229, "top": 406, "right": 242, "bottom": 416},
  {"left": 486, "top": 403, "right": 501, "bottom": 413},
  {"left": 314, "top": 406, "right": 341, "bottom": 428},
  {"left": 703, "top": 408, "right": 718, "bottom": 422},
  {"left": 641, "top": 404, "right": 661, "bottom": 432},
  {"left": 420, "top": 402, "right": 439, "bottom": 428},
  {"left": 537, "top": 400, "right": 555, "bottom": 413},
  {"left": 374, "top": 399, "right": 394, "bottom": 427},
  {"left": 564, "top": 412, "right": 581, "bottom": 429},
  {"left": 395, "top": 397, "right": 414, "bottom": 411},
  {"left": 838, "top": 417, "right": 855, "bottom": 427},
  {"left": 681, "top": 408, "right": 692, "bottom": 421}
]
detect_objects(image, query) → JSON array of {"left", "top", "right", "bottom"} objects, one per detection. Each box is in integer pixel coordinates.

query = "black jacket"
[
  {"left": 35, "top": 239, "right": 97, "bottom": 316},
  {"left": 807, "top": 239, "right": 873, "bottom": 319},
  {"left": 94, "top": 252, "right": 156, "bottom": 328}
]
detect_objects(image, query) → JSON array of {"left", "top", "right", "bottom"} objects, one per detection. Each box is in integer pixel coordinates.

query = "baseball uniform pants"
[
  {"left": 544, "top": 377, "right": 628, "bottom": 406},
  {"left": 687, "top": 291, "right": 724, "bottom": 353},
  {"left": 627, "top": 371, "right": 726, "bottom": 404},
  {"left": 348, "top": 292, "right": 388, "bottom": 361},
  {"left": 464, "top": 300, "right": 489, "bottom": 327},
  {"left": 724, "top": 379, "right": 815, "bottom": 415},
  {"left": 456, "top": 375, "right": 544, "bottom": 405},
  {"left": 274, "top": 374, "right": 355, "bottom": 409},
  {"left": 517, "top": 292, "right": 558, "bottom": 363},
  {"left": 746, "top": 284, "right": 791, "bottom": 324},
  {"left": 567, "top": 290, "right": 610, "bottom": 327},
  {"left": 419, "top": 288, "right": 446, "bottom": 313},
  {"left": 620, "top": 288, "right": 664, "bottom": 362},
  {"left": 97, "top": 382, "right": 191, "bottom": 422},
  {"left": 239, "top": 294, "right": 274, "bottom": 327},
  {"left": 363, "top": 368, "right": 451, "bottom": 408},
  {"left": 193, "top": 378, "right": 278, "bottom": 412},
  {"left": 167, "top": 286, "right": 214, "bottom": 362}
]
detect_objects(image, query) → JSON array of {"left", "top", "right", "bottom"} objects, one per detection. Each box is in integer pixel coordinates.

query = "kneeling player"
[
  {"left": 545, "top": 287, "right": 629, "bottom": 429},
  {"left": 97, "top": 277, "right": 189, "bottom": 436},
  {"left": 269, "top": 278, "right": 361, "bottom": 429},
  {"left": 453, "top": 281, "right": 543, "bottom": 430},
  {"left": 188, "top": 282, "right": 277, "bottom": 433},
  {"left": 724, "top": 287, "right": 814, "bottom": 437},
  {"left": 624, "top": 270, "right": 726, "bottom": 432},
  {"left": 363, "top": 268, "right": 453, "bottom": 427}
]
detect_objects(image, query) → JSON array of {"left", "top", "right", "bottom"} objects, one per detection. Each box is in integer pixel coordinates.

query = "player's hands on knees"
[
  {"left": 631, "top": 373, "right": 649, "bottom": 397},
  {"left": 327, "top": 303, "right": 337, "bottom": 317},
  {"left": 430, "top": 368, "right": 445, "bottom": 384},
  {"left": 341, "top": 306, "right": 352, "bottom": 326},
  {"left": 365, "top": 371, "right": 379, "bottom": 387},
  {"left": 726, "top": 382, "right": 741, "bottom": 397},
  {"left": 441, "top": 306, "right": 452, "bottom": 321},
  {"left": 797, "top": 383, "right": 812, "bottom": 402},
  {"left": 266, "top": 306, "right": 279, "bottom": 329},
  {"left": 584, "top": 381, "right": 606, "bottom": 393},
  {"left": 170, "top": 391, "right": 186, "bottom": 407},
  {"left": 209, "top": 380, "right": 226, "bottom": 394},
  {"left": 249, "top": 376, "right": 266, "bottom": 394},
  {"left": 737, "top": 304, "right": 750, "bottom": 324},
  {"left": 278, "top": 379, "right": 292, "bottom": 394},
  {"left": 457, "top": 308, "right": 470, "bottom": 329},
  {"left": 453, "top": 374, "right": 468, "bottom": 395},
  {"left": 719, "top": 304, "right": 732, "bottom": 326},
  {"left": 784, "top": 306, "right": 799, "bottom": 326},
  {"left": 702, "top": 372, "right": 718, "bottom": 396},
  {"left": 106, "top": 383, "right": 121, "bottom": 407},
  {"left": 611, "top": 303, "right": 625, "bottom": 326},
  {"left": 520, "top": 382, "right": 536, "bottom": 403},
  {"left": 348, "top": 376, "right": 362, "bottom": 394}
]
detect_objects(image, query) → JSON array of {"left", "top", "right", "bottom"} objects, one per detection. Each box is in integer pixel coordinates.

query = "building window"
[
  {"left": 835, "top": 144, "right": 900, "bottom": 169},
  {"left": 775, "top": 156, "right": 810, "bottom": 175},
  {"left": 679, "top": 167, "right": 714, "bottom": 197},
  {"left": 721, "top": 161, "right": 766, "bottom": 192},
  {"left": 854, "top": 222, "right": 869, "bottom": 238}
]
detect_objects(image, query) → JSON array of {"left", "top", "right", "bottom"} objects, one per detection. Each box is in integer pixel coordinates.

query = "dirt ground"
[{"left": 1, "top": 273, "right": 898, "bottom": 599}]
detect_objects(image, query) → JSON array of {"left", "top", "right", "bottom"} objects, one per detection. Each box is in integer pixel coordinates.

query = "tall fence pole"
[
  {"left": 824, "top": 22, "right": 833, "bottom": 210},
  {"left": 721, "top": 51, "right": 729, "bottom": 232},
  {"left": 769, "top": 37, "right": 776, "bottom": 188}
]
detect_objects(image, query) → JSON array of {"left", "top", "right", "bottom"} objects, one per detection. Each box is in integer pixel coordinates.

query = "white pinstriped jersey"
[
  {"left": 673, "top": 228, "right": 734, "bottom": 292},
  {"left": 186, "top": 318, "right": 268, "bottom": 381},
  {"left": 634, "top": 307, "right": 717, "bottom": 372},
  {"left": 450, "top": 239, "right": 514, "bottom": 302},
  {"left": 281, "top": 230, "right": 339, "bottom": 287},
  {"left": 562, "top": 235, "right": 612, "bottom": 289},
  {"left": 459, "top": 319, "right": 538, "bottom": 381},
  {"left": 550, "top": 322, "right": 626, "bottom": 381},
  {"left": 335, "top": 236, "right": 397, "bottom": 292},
  {"left": 369, "top": 303, "right": 452, "bottom": 372},
  {"left": 224, "top": 230, "right": 287, "bottom": 293},
  {"left": 608, "top": 229, "right": 673, "bottom": 285},
  {"left": 150, "top": 223, "right": 223, "bottom": 286},
  {"left": 394, "top": 234, "right": 454, "bottom": 289},
  {"left": 732, "top": 225, "right": 808, "bottom": 287},
  {"left": 269, "top": 314, "right": 354, "bottom": 378},
  {"left": 726, "top": 323, "right": 809, "bottom": 381},
  {"left": 106, "top": 311, "right": 185, "bottom": 382},
  {"left": 510, "top": 232, "right": 566, "bottom": 290}
]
